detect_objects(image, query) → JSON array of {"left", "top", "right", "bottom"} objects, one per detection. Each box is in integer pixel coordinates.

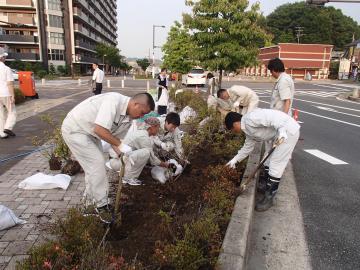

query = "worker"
[
  {"left": 61, "top": 92, "right": 155, "bottom": 216},
  {"left": 109, "top": 117, "right": 170, "bottom": 185},
  {"left": 157, "top": 68, "right": 169, "bottom": 115},
  {"left": 91, "top": 62, "right": 105, "bottom": 95},
  {"left": 152, "top": 112, "right": 184, "bottom": 161},
  {"left": 0, "top": 47, "right": 16, "bottom": 139},
  {"left": 267, "top": 58, "right": 295, "bottom": 115},
  {"left": 225, "top": 109, "right": 300, "bottom": 211},
  {"left": 217, "top": 85, "right": 259, "bottom": 116}
]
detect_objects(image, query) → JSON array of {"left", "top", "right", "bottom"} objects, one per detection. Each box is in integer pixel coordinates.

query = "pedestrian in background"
[
  {"left": 92, "top": 63, "right": 105, "bottom": 95},
  {"left": 0, "top": 47, "right": 16, "bottom": 139},
  {"left": 157, "top": 68, "right": 169, "bottom": 115}
]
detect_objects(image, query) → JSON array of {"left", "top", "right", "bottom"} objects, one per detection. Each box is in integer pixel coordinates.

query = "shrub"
[
  {"left": 49, "top": 63, "right": 56, "bottom": 75},
  {"left": 57, "top": 65, "right": 65, "bottom": 75},
  {"left": 14, "top": 88, "right": 25, "bottom": 104},
  {"left": 37, "top": 70, "right": 47, "bottom": 79}
]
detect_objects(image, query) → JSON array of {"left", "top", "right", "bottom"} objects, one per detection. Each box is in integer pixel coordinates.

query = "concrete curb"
[{"left": 217, "top": 143, "right": 262, "bottom": 270}]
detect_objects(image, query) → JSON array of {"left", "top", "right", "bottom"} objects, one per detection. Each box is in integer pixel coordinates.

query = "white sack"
[
  {"left": 179, "top": 106, "right": 197, "bottom": 124},
  {"left": 18, "top": 173, "right": 71, "bottom": 190},
  {"left": 151, "top": 159, "right": 183, "bottom": 184},
  {"left": 0, "top": 205, "right": 26, "bottom": 231}
]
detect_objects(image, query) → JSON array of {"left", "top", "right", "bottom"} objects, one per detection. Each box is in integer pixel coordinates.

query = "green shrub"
[
  {"left": 14, "top": 88, "right": 26, "bottom": 104},
  {"left": 57, "top": 65, "right": 65, "bottom": 75},
  {"left": 37, "top": 70, "right": 47, "bottom": 79}
]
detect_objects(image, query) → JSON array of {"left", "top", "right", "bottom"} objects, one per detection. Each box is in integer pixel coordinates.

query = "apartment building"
[{"left": 0, "top": 0, "right": 118, "bottom": 74}]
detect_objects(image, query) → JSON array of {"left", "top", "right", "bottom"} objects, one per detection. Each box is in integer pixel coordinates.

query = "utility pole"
[
  {"left": 152, "top": 25, "right": 165, "bottom": 79},
  {"left": 295, "top": 26, "right": 304, "bottom": 44}
]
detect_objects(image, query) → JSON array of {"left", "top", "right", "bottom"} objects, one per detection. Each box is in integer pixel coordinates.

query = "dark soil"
[
  {"left": 49, "top": 156, "right": 62, "bottom": 170},
  {"left": 108, "top": 149, "right": 245, "bottom": 268}
]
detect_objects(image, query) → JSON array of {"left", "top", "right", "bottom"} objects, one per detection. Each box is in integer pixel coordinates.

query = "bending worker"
[
  {"left": 61, "top": 92, "right": 155, "bottom": 214},
  {"left": 109, "top": 117, "right": 170, "bottom": 186},
  {"left": 225, "top": 109, "right": 300, "bottom": 212},
  {"left": 217, "top": 85, "right": 259, "bottom": 116}
]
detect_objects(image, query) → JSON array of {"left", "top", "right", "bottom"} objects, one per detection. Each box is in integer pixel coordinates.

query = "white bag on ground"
[
  {"left": 151, "top": 159, "right": 183, "bottom": 184},
  {"left": 0, "top": 205, "right": 26, "bottom": 231},
  {"left": 18, "top": 173, "right": 71, "bottom": 190},
  {"left": 179, "top": 106, "right": 197, "bottom": 124}
]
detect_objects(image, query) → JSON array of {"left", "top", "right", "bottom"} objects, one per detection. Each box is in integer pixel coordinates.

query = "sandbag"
[
  {"left": 179, "top": 106, "right": 197, "bottom": 124},
  {"left": 0, "top": 205, "right": 26, "bottom": 231},
  {"left": 151, "top": 159, "right": 183, "bottom": 184},
  {"left": 18, "top": 173, "right": 71, "bottom": 190}
]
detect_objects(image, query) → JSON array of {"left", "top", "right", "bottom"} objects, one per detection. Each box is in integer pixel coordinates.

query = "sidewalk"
[{"left": 0, "top": 151, "right": 84, "bottom": 270}]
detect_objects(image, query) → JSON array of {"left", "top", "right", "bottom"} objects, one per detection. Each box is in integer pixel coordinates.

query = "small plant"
[
  {"left": 37, "top": 70, "right": 47, "bottom": 79},
  {"left": 14, "top": 88, "right": 25, "bottom": 104}
]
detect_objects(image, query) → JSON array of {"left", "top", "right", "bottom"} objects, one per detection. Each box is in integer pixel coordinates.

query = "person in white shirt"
[
  {"left": 0, "top": 48, "right": 16, "bottom": 139},
  {"left": 217, "top": 86, "right": 259, "bottom": 115},
  {"left": 157, "top": 68, "right": 169, "bottom": 115},
  {"left": 92, "top": 63, "right": 105, "bottom": 95},
  {"left": 225, "top": 109, "right": 300, "bottom": 212},
  {"left": 61, "top": 92, "right": 155, "bottom": 217}
]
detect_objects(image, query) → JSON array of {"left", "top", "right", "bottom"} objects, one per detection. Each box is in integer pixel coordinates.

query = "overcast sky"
[{"left": 117, "top": 0, "right": 360, "bottom": 59}]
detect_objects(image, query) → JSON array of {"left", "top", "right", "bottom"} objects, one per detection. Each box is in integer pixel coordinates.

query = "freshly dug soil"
[
  {"left": 49, "top": 156, "right": 62, "bottom": 170},
  {"left": 108, "top": 150, "right": 245, "bottom": 268}
]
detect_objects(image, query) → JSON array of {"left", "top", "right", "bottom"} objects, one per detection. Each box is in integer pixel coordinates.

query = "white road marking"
[
  {"left": 259, "top": 100, "right": 360, "bottom": 128},
  {"left": 294, "top": 98, "right": 360, "bottom": 113},
  {"left": 316, "top": 106, "right": 338, "bottom": 112},
  {"left": 304, "top": 149, "right": 348, "bottom": 165},
  {"left": 311, "top": 83, "right": 350, "bottom": 91}
]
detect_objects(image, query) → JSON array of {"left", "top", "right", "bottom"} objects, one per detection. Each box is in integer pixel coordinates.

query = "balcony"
[
  {"left": 76, "top": 55, "right": 101, "bottom": 64},
  {"left": 0, "top": 35, "right": 38, "bottom": 43},
  {"left": 7, "top": 52, "right": 40, "bottom": 60},
  {"left": 75, "top": 40, "right": 96, "bottom": 51}
]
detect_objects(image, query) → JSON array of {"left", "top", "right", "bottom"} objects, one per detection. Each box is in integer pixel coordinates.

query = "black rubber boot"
[
  {"left": 257, "top": 166, "right": 269, "bottom": 193},
  {"left": 255, "top": 175, "right": 280, "bottom": 212}
]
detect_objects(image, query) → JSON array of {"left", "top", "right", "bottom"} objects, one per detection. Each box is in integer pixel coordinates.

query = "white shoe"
[{"left": 122, "top": 178, "right": 142, "bottom": 186}]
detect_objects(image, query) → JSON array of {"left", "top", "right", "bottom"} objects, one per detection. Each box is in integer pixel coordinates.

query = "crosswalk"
[{"left": 254, "top": 89, "right": 344, "bottom": 98}]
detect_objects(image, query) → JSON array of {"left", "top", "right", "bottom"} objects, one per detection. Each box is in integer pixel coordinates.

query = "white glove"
[
  {"left": 109, "top": 159, "right": 121, "bottom": 171},
  {"left": 233, "top": 101, "right": 240, "bottom": 108},
  {"left": 118, "top": 143, "right": 132, "bottom": 154},
  {"left": 277, "top": 129, "right": 288, "bottom": 142},
  {"left": 160, "top": 142, "right": 168, "bottom": 150},
  {"left": 226, "top": 155, "right": 241, "bottom": 169}
]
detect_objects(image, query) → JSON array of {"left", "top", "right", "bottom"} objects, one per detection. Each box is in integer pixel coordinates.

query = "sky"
[{"left": 117, "top": 0, "right": 360, "bottom": 59}]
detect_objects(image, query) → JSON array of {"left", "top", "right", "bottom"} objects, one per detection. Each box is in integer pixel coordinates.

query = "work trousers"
[
  {"left": 124, "top": 148, "right": 150, "bottom": 179},
  {"left": 93, "top": 83, "right": 103, "bottom": 95},
  {"left": 0, "top": 97, "right": 16, "bottom": 136},
  {"left": 264, "top": 130, "right": 299, "bottom": 178},
  {"left": 61, "top": 117, "right": 109, "bottom": 207}
]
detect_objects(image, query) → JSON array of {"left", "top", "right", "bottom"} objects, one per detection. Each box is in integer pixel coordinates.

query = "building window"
[
  {"left": 48, "top": 49, "right": 64, "bottom": 61},
  {"left": 48, "top": 0, "right": 61, "bottom": 11},
  {"left": 49, "top": 32, "right": 64, "bottom": 45},
  {"left": 49, "top": 15, "right": 63, "bottom": 28}
]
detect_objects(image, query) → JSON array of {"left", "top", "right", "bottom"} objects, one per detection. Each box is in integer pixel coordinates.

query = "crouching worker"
[
  {"left": 109, "top": 117, "right": 170, "bottom": 185},
  {"left": 61, "top": 92, "right": 155, "bottom": 216},
  {"left": 225, "top": 109, "right": 300, "bottom": 211},
  {"left": 152, "top": 112, "right": 184, "bottom": 161},
  {"left": 217, "top": 85, "right": 259, "bottom": 115}
]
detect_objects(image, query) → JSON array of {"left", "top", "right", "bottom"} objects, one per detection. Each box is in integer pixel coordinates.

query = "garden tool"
[
  {"left": 113, "top": 153, "right": 125, "bottom": 226},
  {"left": 238, "top": 137, "right": 284, "bottom": 194}
]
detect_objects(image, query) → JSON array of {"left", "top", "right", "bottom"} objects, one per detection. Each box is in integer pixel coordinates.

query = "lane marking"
[
  {"left": 304, "top": 149, "right": 348, "bottom": 165},
  {"left": 259, "top": 100, "right": 360, "bottom": 128},
  {"left": 293, "top": 98, "right": 360, "bottom": 113},
  {"left": 311, "top": 83, "right": 350, "bottom": 91},
  {"left": 316, "top": 106, "right": 338, "bottom": 112}
]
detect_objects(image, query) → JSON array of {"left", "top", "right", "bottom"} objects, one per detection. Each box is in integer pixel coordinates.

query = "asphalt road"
[{"left": 1, "top": 77, "right": 360, "bottom": 269}]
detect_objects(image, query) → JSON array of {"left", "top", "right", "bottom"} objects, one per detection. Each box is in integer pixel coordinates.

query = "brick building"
[{"left": 243, "top": 43, "right": 334, "bottom": 80}]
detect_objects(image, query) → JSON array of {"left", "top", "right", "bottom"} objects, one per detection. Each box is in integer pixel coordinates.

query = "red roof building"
[{"left": 242, "top": 43, "right": 334, "bottom": 79}]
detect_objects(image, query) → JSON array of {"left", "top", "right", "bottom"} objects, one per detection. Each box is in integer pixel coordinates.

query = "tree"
[
  {"left": 183, "top": 0, "right": 271, "bottom": 87},
  {"left": 266, "top": 2, "right": 360, "bottom": 50},
  {"left": 95, "top": 43, "right": 127, "bottom": 71},
  {"left": 136, "top": 58, "right": 150, "bottom": 72},
  {"left": 162, "top": 21, "right": 197, "bottom": 74}
]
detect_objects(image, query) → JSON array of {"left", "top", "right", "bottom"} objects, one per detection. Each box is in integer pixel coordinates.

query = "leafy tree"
[
  {"left": 95, "top": 43, "right": 127, "bottom": 71},
  {"left": 136, "top": 58, "right": 151, "bottom": 72},
  {"left": 162, "top": 21, "right": 197, "bottom": 74},
  {"left": 183, "top": 0, "right": 271, "bottom": 87},
  {"left": 49, "top": 63, "right": 56, "bottom": 75},
  {"left": 266, "top": 2, "right": 360, "bottom": 50}
]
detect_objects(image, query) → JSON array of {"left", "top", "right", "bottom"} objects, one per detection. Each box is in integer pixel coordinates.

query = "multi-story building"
[{"left": 0, "top": 0, "right": 118, "bottom": 74}]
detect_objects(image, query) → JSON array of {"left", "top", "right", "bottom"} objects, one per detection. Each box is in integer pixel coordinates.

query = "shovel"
[
  {"left": 113, "top": 154, "right": 125, "bottom": 226},
  {"left": 237, "top": 138, "right": 284, "bottom": 194}
]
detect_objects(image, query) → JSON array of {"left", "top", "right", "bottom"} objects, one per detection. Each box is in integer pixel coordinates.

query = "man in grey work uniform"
[
  {"left": 61, "top": 92, "right": 155, "bottom": 218},
  {"left": 260, "top": 58, "right": 296, "bottom": 196}
]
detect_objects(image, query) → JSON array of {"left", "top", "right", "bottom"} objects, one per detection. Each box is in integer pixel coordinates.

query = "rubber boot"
[
  {"left": 257, "top": 166, "right": 269, "bottom": 194},
  {"left": 255, "top": 175, "right": 280, "bottom": 212}
]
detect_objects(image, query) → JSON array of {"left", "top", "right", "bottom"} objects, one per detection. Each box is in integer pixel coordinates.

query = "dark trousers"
[
  {"left": 93, "top": 83, "right": 103, "bottom": 95},
  {"left": 158, "top": 105, "right": 167, "bottom": 115}
]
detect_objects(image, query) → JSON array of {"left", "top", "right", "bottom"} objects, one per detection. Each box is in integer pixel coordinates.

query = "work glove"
[
  {"left": 233, "top": 101, "right": 240, "bottom": 108},
  {"left": 226, "top": 154, "right": 241, "bottom": 169},
  {"left": 109, "top": 158, "right": 121, "bottom": 171},
  {"left": 277, "top": 128, "right": 288, "bottom": 142},
  {"left": 118, "top": 143, "right": 132, "bottom": 154}
]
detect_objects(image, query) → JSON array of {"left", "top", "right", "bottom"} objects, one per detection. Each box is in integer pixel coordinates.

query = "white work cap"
[{"left": 0, "top": 47, "right": 8, "bottom": 58}]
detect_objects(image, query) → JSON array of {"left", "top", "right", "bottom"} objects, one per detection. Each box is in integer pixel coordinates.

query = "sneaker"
[
  {"left": 4, "top": 129, "right": 16, "bottom": 137},
  {"left": 122, "top": 178, "right": 142, "bottom": 186}
]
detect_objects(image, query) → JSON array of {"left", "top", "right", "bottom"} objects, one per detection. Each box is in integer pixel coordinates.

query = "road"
[{"left": 1, "top": 77, "right": 359, "bottom": 269}]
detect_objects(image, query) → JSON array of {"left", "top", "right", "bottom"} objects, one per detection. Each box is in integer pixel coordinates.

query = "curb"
[{"left": 217, "top": 143, "right": 262, "bottom": 270}]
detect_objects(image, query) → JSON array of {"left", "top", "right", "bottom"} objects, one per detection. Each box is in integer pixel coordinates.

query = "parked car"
[
  {"left": 11, "top": 69, "right": 18, "bottom": 81},
  {"left": 182, "top": 68, "right": 206, "bottom": 87}
]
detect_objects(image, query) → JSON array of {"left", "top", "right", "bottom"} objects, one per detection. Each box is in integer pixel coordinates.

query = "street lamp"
[{"left": 152, "top": 25, "right": 165, "bottom": 78}]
